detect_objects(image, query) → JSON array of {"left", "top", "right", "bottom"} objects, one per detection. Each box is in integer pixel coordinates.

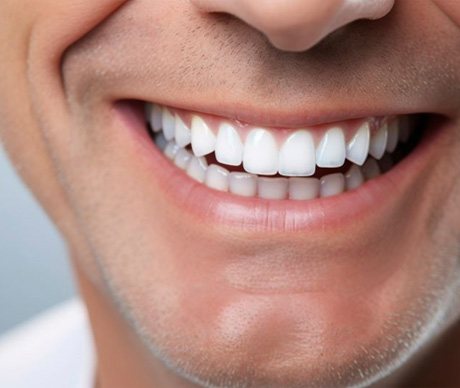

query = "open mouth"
[
  {"left": 144, "top": 103, "right": 423, "bottom": 200},
  {"left": 110, "top": 98, "right": 446, "bottom": 231}
]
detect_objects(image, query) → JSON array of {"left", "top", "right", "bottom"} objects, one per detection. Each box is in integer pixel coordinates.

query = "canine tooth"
[
  {"left": 174, "top": 114, "right": 191, "bottom": 147},
  {"left": 320, "top": 173, "right": 345, "bottom": 198},
  {"left": 386, "top": 120, "right": 399, "bottom": 152},
  {"left": 215, "top": 122, "right": 243, "bottom": 166},
  {"left": 174, "top": 148, "right": 192, "bottom": 170},
  {"left": 258, "top": 177, "right": 288, "bottom": 199},
  {"left": 155, "top": 132, "right": 168, "bottom": 151},
  {"left": 243, "top": 128, "right": 278, "bottom": 175},
  {"left": 362, "top": 158, "right": 381, "bottom": 180},
  {"left": 345, "top": 165, "right": 364, "bottom": 191},
  {"left": 191, "top": 115, "right": 216, "bottom": 157},
  {"left": 205, "top": 164, "right": 229, "bottom": 192},
  {"left": 316, "top": 127, "right": 346, "bottom": 168},
  {"left": 150, "top": 104, "right": 163, "bottom": 132},
  {"left": 229, "top": 172, "right": 257, "bottom": 197},
  {"left": 186, "top": 156, "right": 208, "bottom": 183},
  {"left": 369, "top": 123, "right": 388, "bottom": 159},
  {"left": 162, "top": 108, "right": 175, "bottom": 140},
  {"left": 288, "top": 177, "right": 320, "bottom": 200},
  {"left": 279, "top": 130, "right": 316, "bottom": 176},
  {"left": 164, "top": 141, "right": 180, "bottom": 159},
  {"left": 346, "top": 122, "right": 370, "bottom": 166}
]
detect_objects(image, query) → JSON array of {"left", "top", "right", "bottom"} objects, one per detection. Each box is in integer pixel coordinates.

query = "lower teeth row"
[{"left": 154, "top": 132, "right": 389, "bottom": 200}]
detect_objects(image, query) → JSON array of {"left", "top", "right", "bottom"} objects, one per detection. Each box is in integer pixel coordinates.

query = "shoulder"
[{"left": 0, "top": 298, "right": 95, "bottom": 388}]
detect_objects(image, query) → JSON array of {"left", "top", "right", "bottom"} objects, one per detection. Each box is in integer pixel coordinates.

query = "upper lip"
[
  {"left": 142, "top": 99, "right": 412, "bottom": 129},
  {"left": 98, "top": 69, "right": 457, "bottom": 127}
]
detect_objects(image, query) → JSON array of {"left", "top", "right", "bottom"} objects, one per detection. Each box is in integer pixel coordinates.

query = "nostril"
[
  {"left": 261, "top": 0, "right": 396, "bottom": 52},
  {"left": 191, "top": 0, "right": 395, "bottom": 52}
]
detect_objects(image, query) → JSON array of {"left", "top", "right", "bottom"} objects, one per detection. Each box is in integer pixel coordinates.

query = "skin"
[{"left": 1, "top": 0, "right": 460, "bottom": 387}]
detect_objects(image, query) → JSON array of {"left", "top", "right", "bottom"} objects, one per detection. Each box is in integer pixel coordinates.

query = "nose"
[{"left": 192, "top": 0, "right": 395, "bottom": 52}]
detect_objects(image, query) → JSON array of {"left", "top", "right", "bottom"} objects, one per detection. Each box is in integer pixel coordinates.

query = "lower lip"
[{"left": 114, "top": 101, "right": 448, "bottom": 233}]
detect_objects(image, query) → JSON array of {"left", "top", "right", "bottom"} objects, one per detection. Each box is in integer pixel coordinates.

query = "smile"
[
  {"left": 145, "top": 103, "right": 419, "bottom": 200},
  {"left": 112, "top": 98, "right": 447, "bottom": 232}
]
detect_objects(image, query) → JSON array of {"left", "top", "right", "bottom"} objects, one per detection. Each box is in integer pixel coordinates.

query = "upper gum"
[{"left": 164, "top": 105, "right": 393, "bottom": 143}]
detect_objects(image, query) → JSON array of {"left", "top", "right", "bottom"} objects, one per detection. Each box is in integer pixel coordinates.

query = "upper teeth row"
[{"left": 146, "top": 104, "right": 410, "bottom": 177}]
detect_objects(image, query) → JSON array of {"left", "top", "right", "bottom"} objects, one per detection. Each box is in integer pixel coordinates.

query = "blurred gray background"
[{"left": 0, "top": 145, "right": 76, "bottom": 335}]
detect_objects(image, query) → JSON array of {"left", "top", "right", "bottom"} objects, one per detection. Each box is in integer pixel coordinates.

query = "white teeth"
[
  {"left": 155, "top": 132, "right": 168, "bottom": 151},
  {"left": 386, "top": 120, "right": 399, "bottom": 153},
  {"left": 164, "top": 141, "right": 180, "bottom": 160},
  {"left": 229, "top": 172, "right": 257, "bottom": 197},
  {"left": 243, "top": 128, "right": 278, "bottom": 175},
  {"left": 345, "top": 165, "right": 364, "bottom": 191},
  {"left": 316, "top": 127, "right": 346, "bottom": 168},
  {"left": 320, "top": 173, "right": 345, "bottom": 198},
  {"left": 362, "top": 158, "right": 381, "bottom": 180},
  {"left": 162, "top": 108, "right": 176, "bottom": 140},
  {"left": 369, "top": 123, "right": 388, "bottom": 160},
  {"left": 151, "top": 104, "right": 409, "bottom": 199},
  {"left": 205, "top": 164, "right": 229, "bottom": 192},
  {"left": 258, "top": 177, "right": 288, "bottom": 199},
  {"left": 279, "top": 130, "right": 316, "bottom": 176},
  {"left": 174, "top": 148, "right": 192, "bottom": 170},
  {"left": 215, "top": 122, "right": 243, "bottom": 166},
  {"left": 346, "top": 122, "right": 370, "bottom": 166},
  {"left": 186, "top": 156, "right": 208, "bottom": 183},
  {"left": 288, "top": 177, "right": 320, "bottom": 200},
  {"left": 150, "top": 104, "right": 163, "bottom": 132},
  {"left": 174, "top": 114, "right": 191, "bottom": 147},
  {"left": 191, "top": 115, "right": 216, "bottom": 157}
]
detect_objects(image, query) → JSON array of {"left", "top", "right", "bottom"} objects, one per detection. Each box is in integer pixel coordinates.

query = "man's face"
[{"left": 1, "top": 0, "right": 460, "bottom": 386}]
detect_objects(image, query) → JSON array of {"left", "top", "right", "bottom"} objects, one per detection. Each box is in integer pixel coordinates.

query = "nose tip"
[{"left": 192, "top": 0, "right": 395, "bottom": 52}]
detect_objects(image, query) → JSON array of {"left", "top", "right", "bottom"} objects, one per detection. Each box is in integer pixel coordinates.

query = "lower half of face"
[{"left": 18, "top": 0, "right": 460, "bottom": 386}]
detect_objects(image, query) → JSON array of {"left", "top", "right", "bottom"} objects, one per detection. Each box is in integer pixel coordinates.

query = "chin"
[{"left": 98, "top": 238, "right": 458, "bottom": 388}]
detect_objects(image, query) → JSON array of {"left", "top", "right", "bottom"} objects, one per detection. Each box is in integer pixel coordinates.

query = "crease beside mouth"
[{"left": 142, "top": 102, "right": 424, "bottom": 200}]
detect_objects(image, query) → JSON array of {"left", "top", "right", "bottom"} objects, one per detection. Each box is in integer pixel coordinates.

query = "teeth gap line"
[{"left": 144, "top": 103, "right": 419, "bottom": 200}]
